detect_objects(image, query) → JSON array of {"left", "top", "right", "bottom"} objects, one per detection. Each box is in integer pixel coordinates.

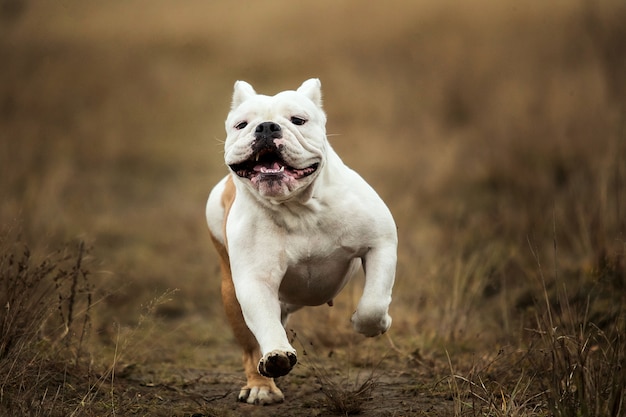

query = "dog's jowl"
[{"left": 206, "top": 79, "right": 397, "bottom": 405}]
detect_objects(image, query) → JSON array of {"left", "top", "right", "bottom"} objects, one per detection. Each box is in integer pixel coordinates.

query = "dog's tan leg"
[{"left": 209, "top": 177, "right": 284, "bottom": 405}]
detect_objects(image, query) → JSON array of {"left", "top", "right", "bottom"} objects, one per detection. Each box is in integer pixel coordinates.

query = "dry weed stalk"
[
  {"left": 527, "top": 220, "right": 626, "bottom": 417},
  {"left": 443, "top": 226, "right": 624, "bottom": 417},
  {"left": 0, "top": 236, "right": 94, "bottom": 414},
  {"left": 69, "top": 288, "right": 178, "bottom": 416},
  {"left": 291, "top": 330, "right": 379, "bottom": 415},
  {"left": 317, "top": 371, "right": 377, "bottom": 416},
  {"left": 445, "top": 349, "right": 544, "bottom": 417}
]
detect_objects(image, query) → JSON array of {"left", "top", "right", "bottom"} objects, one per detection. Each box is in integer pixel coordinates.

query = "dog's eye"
[
  {"left": 235, "top": 121, "right": 248, "bottom": 130},
  {"left": 290, "top": 116, "right": 307, "bottom": 126}
]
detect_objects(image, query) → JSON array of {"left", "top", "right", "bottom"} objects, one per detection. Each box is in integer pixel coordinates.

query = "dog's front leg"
[
  {"left": 210, "top": 233, "right": 286, "bottom": 404},
  {"left": 351, "top": 243, "right": 397, "bottom": 337},
  {"left": 230, "top": 260, "right": 297, "bottom": 378}
]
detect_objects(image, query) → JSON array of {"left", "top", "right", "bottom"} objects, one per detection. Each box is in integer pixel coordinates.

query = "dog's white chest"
[{"left": 278, "top": 234, "right": 364, "bottom": 306}]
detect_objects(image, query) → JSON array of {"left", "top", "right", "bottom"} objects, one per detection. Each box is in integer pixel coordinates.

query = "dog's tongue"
[{"left": 254, "top": 161, "right": 285, "bottom": 173}]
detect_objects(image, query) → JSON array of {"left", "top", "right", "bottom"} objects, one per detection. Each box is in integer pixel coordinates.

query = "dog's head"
[{"left": 224, "top": 79, "right": 327, "bottom": 200}]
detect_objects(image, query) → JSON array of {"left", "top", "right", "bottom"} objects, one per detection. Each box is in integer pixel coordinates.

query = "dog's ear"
[
  {"left": 297, "top": 78, "right": 323, "bottom": 108},
  {"left": 231, "top": 80, "right": 257, "bottom": 109}
]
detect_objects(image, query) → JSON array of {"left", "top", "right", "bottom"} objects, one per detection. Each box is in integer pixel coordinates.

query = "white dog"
[{"left": 206, "top": 79, "right": 397, "bottom": 405}]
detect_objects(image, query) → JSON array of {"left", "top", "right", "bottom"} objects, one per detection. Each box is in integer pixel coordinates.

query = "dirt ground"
[
  {"left": 1, "top": 0, "right": 624, "bottom": 416},
  {"left": 114, "top": 338, "right": 456, "bottom": 416}
]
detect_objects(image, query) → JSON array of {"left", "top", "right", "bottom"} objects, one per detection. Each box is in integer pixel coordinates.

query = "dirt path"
[{"left": 118, "top": 361, "right": 454, "bottom": 416}]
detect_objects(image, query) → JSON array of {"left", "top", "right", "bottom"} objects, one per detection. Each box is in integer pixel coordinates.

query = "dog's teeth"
[
  {"left": 255, "top": 154, "right": 259, "bottom": 162},
  {"left": 279, "top": 166, "right": 285, "bottom": 172}
]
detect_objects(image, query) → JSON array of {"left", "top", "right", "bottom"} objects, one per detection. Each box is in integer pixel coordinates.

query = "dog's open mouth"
[{"left": 229, "top": 150, "right": 319, "bottom": 182}]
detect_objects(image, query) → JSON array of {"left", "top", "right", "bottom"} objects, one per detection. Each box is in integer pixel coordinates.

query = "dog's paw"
[
  {"left": 351, "top": 310, "right": 392, "bottom": 337},
  {"left": 258, "top": 350, "right": 297, "bottom": 378},
  {"left": 238, "top": 382, "right": 284, "bottom": 405}
]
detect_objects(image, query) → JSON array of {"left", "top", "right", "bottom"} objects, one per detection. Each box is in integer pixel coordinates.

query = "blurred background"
[{"left": 1, "top": 0, "right": 625, "bottom": 396}]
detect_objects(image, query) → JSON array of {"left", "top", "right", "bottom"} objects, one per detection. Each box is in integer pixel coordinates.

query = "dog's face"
[{"left": 224, "top": 79, "right": 327, "bottom": 200}]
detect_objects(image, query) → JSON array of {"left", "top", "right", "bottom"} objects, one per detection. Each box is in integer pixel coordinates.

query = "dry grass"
[
  {"left": 318, "top": 376, "right": 377, "bottom": 415},
  {"left": 444, "top": 233, "right": 625, "bottom": 416},
  {"left": 1, "top": 0, "right": 625, "bottom": 415},
  {"left": 0, "top": 228, "right": 191, "bottom": 416},
  {"left": 0, "top": 228, "right": 94, "bottom": 415}
]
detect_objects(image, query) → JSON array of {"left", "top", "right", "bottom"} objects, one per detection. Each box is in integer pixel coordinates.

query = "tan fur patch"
[{"left": 221, "top": 175, "right": 236, "bottom": 245}]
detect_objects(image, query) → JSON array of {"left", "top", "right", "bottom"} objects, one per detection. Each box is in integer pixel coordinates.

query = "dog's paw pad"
[
  {"left": 238, "top": 385, "right": 284, "bottom": 405},
  {"left": 258, "top": 350, "right": 297, "bottom": 378}
]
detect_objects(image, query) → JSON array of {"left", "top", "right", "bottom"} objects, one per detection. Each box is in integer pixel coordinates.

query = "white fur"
[{"left": 206, "top": 78, "right": 397, "bottom": 361}]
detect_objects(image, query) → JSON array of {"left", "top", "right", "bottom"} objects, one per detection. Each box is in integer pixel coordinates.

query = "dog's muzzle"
[{"left": 229, "top": 121, "right": 319, "bottom": 182}]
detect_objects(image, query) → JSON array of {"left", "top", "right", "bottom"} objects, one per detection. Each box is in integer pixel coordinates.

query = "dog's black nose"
[{"left": 255, "top": 122, "right": 282, "bottom": 139}]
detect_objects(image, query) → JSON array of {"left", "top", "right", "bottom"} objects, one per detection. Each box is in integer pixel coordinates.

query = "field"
[{"left": 1, "top": 0, "right": 625, "bottom": 415}]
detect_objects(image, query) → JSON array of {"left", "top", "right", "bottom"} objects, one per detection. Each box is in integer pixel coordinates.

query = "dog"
[{"left": 206, "top": 79, "right": 397, "bottom": 405}]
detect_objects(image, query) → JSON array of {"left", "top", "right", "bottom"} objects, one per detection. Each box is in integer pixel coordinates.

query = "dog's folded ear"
[
  {"left": 231, "top": 80, "right": 257, "bottom": 110},
  {"left": 297, "top": 78, "right": 323, "bottom": 108}
]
